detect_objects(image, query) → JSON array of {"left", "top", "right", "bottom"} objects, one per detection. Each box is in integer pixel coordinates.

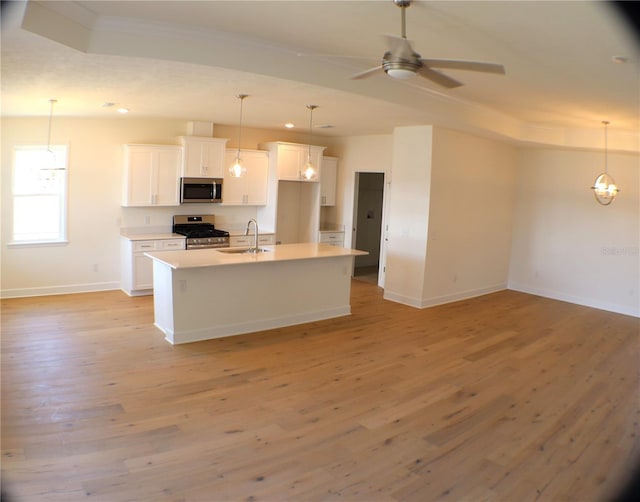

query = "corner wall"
[
  {"left": 423, "top": 127, "right": 517, "bottom": 306},
  {"left": 509, "top": 147, "right": 640, "bottom": 317}
]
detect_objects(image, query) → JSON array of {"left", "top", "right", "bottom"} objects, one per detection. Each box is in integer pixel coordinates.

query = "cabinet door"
[
  {"left": 124, "top": 148, "right": 155, "bottom": 206},
  {"left": 245, "top": 151, "right": 268, "bottom": 205},
  {"left": 123, "top": 145, "right": 180, "bottom": 206},
  {"left": 181, "top": 139, "right": 204, "bottom": 177},
  {"left": 154, "top": 148, "right": 181, "bottom": 206},
  {"left": 222, "top": 150, "right": 268, "bottom": 205},
  {"left": 202, "top": 140, "right": 226, "bottom": 178},
  {"left": 133, "top": 251, "right": 154, "bottom": 290},
  {"left": 277, "top": 144, "right": 304, "bottom": 180},
  {"left": 320, "top": 157, "right": 337, "bottom": 206},
  {"left": 223, "top": 150, "right": 246, "bottom": 204},
  {"left": 181, "top": 138, "right": 227, "bottom": 178},
  {"left": 277, "top": 144, "right": 323, "bottom": 182}
]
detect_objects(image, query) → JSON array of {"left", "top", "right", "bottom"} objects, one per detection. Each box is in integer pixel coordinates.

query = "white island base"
[{"left": 147, "top": 243, "right": 366, "bottom": 344}]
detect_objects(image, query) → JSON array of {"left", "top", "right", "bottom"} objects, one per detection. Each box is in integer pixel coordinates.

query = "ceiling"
[{"left": 1, "top": 0, "right": 638, "bottom": 148}]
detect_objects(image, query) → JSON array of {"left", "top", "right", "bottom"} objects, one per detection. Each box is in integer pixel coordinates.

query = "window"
[{"left": 11, "top": 145, "right": 68, "bottom": 245}]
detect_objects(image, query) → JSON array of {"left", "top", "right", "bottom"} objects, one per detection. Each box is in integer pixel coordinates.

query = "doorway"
[{"left": 353, "top": 172, "right": 385, "bottom": 286}]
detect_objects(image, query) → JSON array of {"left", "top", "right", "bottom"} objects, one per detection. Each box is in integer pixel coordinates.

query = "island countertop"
[{"left": 145, "top": 242, "right": 367, "bottom": 270}]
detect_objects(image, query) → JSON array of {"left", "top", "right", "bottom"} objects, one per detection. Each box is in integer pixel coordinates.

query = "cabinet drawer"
[
  {"left": 319, "top": 232, "right": 344, "bottom": 244},
  {"left": 258, "top": 234, "right": 275, "bottom": 245},
  {"left": 229, "top": 236, "right": 252, "bottom": 247},
  {"left": 158, "top": 239, "right": 186, "bottom": 250},
  {"left": 133, "top": 241, "right": 157, "bottom": 252}
]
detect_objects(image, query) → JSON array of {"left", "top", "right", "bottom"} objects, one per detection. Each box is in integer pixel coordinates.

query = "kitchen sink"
[{"left": 217, "top": 247, "right": 271, "bottom": 254}]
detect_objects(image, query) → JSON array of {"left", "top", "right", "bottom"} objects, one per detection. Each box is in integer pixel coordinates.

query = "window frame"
[{"left": 9, "top": 144, "right": 69, "bottom": 247}]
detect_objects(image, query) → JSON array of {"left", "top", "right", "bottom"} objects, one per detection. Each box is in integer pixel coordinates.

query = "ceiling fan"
[{"left": 351, "top": 0, "right": 506, "bottom": 88}]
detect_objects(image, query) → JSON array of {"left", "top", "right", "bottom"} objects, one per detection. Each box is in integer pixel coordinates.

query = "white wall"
[
  {"left": 330, "top": 134, "right": 393, "bottom": 249},
  {"left": 1, "top": 117, "right": 331, "bottom": 298},
  {"left": 1, "top": 117, "right": 185, "bottom": 296},
  {"left": 509, "top": 147, "right": 640, "bottom": 317},
  {"left": 383, "top": 126, "right": 434, "bottom": 305},
  {"left": 422, "top": 127, "right": 517, "bottom": 306}
]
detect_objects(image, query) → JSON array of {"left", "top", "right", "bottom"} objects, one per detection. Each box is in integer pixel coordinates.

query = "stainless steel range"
[{"left": 172, "top": 215, "right": 230, "bottom": 249}]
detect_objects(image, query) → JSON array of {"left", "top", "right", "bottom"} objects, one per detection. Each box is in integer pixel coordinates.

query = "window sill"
[{"left": 7, "top": 240, "right": 69, "bottom": 248}]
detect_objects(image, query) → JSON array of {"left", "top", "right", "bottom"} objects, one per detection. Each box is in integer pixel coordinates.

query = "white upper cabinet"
[
  {"left": 320, "top": 156, "right": 338, "bottom": 206},
  {"left": 122, "top": 144, "right": 181, "bottom": 207},
  {"left": 222, "top": 149, "right": 269, "bottom": 206},
  {"left": 179, "top": 137, "right": 229, "bottom": 178},
  {"left": 260, "top": 142, "right": 325, "bottom": 182}
]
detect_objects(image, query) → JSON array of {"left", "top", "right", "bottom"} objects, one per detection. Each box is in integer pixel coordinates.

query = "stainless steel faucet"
[{"left": 245, "top": 218, "right": 259, "bottom": 252}]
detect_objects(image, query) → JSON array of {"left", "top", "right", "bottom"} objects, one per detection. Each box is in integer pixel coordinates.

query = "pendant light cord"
[
  {"left": 47, "top": 99, "right": 57, "bottom": 152},
  {"left": 236, "top": 94, "right": 248, "bottom": 161},
  {"left": 603, "top": 120, "right": 609, "bottom": 174},
  {"left": 307, "top": 105, "right": 317, "bottom": 162}
]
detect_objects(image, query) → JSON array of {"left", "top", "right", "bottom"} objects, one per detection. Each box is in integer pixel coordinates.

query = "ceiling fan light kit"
[
  {"left": 351, "top": 0, "right": 505, "bottom": 88},
  {"left": 591, "top": 121, "right": 619, "bottom": 205}
]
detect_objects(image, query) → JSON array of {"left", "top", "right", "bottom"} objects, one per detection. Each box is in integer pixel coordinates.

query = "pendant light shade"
[
  {"left": 591, "top": 121, "right": 619, "bottom": 205},
  {"left": 229, "top": 94, "right": 248, "bottom": 178},
  {"left": 302, "top": 104, "right": 318, "bottom": 181}
]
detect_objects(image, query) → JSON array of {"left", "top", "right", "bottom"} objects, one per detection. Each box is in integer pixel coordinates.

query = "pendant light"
[
  {"left": 229, "top": 94, "right": 248, "bottom": 178},
  {"left": 302, "top": 104, "right": 318, "bottom": 181},
  {"left": 591, "top": 121, "right": 619, "bottom": 205},
  {"left": 42, "top": 98, "right": 59, "bottom": 171}
]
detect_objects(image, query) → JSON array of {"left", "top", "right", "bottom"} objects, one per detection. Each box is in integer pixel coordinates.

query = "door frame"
[{"left": 351, "top": 171, "right": 389, "bottom": 288}]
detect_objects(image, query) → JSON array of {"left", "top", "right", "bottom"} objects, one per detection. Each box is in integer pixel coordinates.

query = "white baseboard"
[
  {"left": 163, "top": 306, "right": 352, "bottom": 345},
  {"left": 384, "top": 283, "right": 507, "bottom": 309},
  {"left": 508, "top": 282, "right": 640, "bottom": 318},
  {"left": 1, "top": 281, "right": 120, "bottom": 299}
]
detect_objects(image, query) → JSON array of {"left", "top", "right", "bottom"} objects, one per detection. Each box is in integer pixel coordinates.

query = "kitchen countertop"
[
  {"left": 121, "top": 232, "right": 184, "bottom": 241},
  {"left": 145, "top": 242, "right": 366, "bottom": 270}
]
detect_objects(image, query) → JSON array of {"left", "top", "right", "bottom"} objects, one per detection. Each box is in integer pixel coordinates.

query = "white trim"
[
  {"left": 7, "top": 240, "right": 69, "bottom": 248},
  {"left": 1, "top": 282, "right": 120, "bottom": 299},
  {"left": 384, "top": 283, "right": 507, "bottom": 309},
  {"left": 508, "top": 282, "right": 640, "bottom": 318},
  {"left": 161, "top": 306, "right": 352, "bottom": 345}
]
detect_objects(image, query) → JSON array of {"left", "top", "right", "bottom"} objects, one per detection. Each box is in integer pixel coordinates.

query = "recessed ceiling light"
[
  {"left": 117, "top": 108, "right": 129, "bottom": 114},
  {"left": 612, "top": 56, "right": 628, "bottom": 64},
  {"left": 316, "top": 124, "right": 334, "bottom": 129},
  {"left": 284, "top": 123, "right": 295, "bottom": 128},
  {"left": 102, "top": 102, "right": 116, "bottom": 108}
]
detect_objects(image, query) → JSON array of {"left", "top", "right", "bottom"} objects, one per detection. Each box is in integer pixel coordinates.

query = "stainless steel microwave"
[{"left": 180, "top": 177, "right": 223, "bottom": 203}]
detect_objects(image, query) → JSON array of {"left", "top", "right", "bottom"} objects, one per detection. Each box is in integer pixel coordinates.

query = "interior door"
[{"left": 353, "top": 172, "right": 385, "bottom": 286}]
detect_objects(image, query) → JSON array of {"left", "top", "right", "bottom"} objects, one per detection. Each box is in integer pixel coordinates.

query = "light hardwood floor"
[{"left": 1, "top": 282, "right": 638, "bottom": 501}]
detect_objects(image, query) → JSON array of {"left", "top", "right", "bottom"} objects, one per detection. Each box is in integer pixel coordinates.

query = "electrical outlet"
[
  {"left": 144, "top": 215, "right": 151, "bottom": 225},
  {"left": 179, "top": 280, "right": 187, "bottom": 293},
  {"left": 92, "top": 263, "right": 99, "bottom": 272}
]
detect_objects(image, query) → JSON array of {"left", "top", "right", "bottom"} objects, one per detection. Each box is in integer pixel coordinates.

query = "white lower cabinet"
[
  {"left": 229, "top": 234, "right": 275, "bottom": 247},
  {"left": 121, "top": 237, "right": 185, "bottom": 296},
  {"left": 319, "top": 231, "right": 344, "bottom": 247}
]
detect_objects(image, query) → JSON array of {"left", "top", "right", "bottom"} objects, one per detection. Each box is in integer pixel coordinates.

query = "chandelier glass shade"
[{"left": 591, "top": 121, "right": 619, "bottom": 205}]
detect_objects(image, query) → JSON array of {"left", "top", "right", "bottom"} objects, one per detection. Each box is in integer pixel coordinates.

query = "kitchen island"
[{"left": 145, "top": 243, "right": 367, "bottom": 344}]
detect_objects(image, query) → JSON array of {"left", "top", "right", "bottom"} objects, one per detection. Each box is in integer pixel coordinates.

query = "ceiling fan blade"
[
  {"left": 383, "top": 34, "right": 416, "bottom": 60},
  {"left": 416, "top": 66, "right": 463, "bottom": 88},
  {"left": 421, "top": 59, "right": 506, "bottom": 74},
  {"left": 350, "top": 66, "right": 384, "bottom": 80}
]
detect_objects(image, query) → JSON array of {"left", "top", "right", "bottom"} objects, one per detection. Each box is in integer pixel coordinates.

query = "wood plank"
[{"left": 1, "top": 283, "right": 638, "bottom": 501}]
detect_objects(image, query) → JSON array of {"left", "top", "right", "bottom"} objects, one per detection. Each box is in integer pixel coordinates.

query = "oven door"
[{"left": 180, "top": 178, "right": 222, "bottom": 203}]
